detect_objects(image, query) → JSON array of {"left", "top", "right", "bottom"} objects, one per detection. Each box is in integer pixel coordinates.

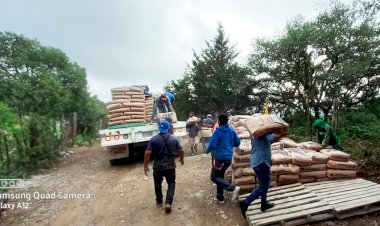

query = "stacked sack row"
[
  {"left": 106, "top": 87, "right": 147, "bottom": 126},
  {"left": 145, "top": 95, "right": 154, "bottom": 122}
]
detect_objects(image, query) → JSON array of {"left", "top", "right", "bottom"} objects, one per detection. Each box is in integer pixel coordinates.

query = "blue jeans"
[
  {"left": 242, "top": 163, "right": 271, "bottom": 206},
  {"left": 211, "top": 159, "right": 235, "bottom": 201}
]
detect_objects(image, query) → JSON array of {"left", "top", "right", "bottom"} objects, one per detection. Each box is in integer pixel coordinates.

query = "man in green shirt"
[{"left": 313, "top": 119, "right": 341, "bottom": 149}]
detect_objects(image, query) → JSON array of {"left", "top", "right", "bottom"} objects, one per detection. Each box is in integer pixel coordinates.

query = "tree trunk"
[
  {"left": 3, "top": 132, "right": 10, "bottom": 174},
  {"left": 332, "top": 98, "right": 339, "bottom": 131}
]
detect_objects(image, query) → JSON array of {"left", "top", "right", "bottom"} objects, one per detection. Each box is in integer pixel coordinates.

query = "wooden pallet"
[
  {"left": 305, "top": 178, "right": 380, "bottom": 219},
  {"left": 240, "top": 183, "right": 334, "bottom": 226}
]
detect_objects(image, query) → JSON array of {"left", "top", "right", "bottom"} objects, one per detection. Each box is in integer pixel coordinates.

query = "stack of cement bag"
[
  {"left": 145, "top": 95, "right": 154, "bottom": 122},
  {"left": 106, "top": 87, "right": 146, "bottom": 126}
]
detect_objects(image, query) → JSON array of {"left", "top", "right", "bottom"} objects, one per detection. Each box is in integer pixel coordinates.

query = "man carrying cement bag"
[
  {"left": 239, "top": 131, "right": 282, "bottom": 218},
  {"left": 152, "top": 93, "right": 173, "bottom": 120},
  {"left": 200, "top": 114, "right": 215, "bottom": 153}
]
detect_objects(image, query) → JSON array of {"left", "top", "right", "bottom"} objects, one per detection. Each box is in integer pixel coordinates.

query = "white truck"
[{"left": 99, "top": 121, "right": 187, "bottom": 165}]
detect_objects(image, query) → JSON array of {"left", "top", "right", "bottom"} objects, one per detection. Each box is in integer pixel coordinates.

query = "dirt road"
[{"left": 1, "top": 142, "right": 379, "bottom": 226}]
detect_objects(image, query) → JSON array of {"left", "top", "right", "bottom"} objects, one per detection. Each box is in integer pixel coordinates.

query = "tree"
[{"left": 171, "top": 23, "right": 256, "bottom": 119}]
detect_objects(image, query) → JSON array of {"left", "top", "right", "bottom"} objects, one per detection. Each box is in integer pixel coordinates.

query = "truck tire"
[{"left": 109, "top": 159, "right": 117, "bottom": 166}]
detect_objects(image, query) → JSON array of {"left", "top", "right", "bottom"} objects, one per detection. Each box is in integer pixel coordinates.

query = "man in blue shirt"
[
  {"left": 165, "top": 89, "right": 175, "bottom": 105},
  {"left": 239, "top": 132, "right": 281, "bottom": 218},
  {"left": 144, "top": 121, "right": 184, "bottom": 213},
  {"left": 207, "top": 115, "right": 241, "bottom": 203}
]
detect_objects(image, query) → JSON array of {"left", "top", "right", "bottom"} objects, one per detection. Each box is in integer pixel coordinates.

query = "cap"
[
  {"left": 160, "top": 93, "right": 167, "bottom": 101},
  {"left": 207, "top": 114, "right": 212, "bottom": 118},
  {"left": 159, "top": 120, "right": 170, "bottom": 133}
]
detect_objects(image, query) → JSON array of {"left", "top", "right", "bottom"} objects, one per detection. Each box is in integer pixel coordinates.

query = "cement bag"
[
  {"left": 234, "top": 176, "right": 256, "bottom": 186},
  {"left": 245, "top": 114, "right": 289, "bottom": 138},
  {"left": 299, "top": 171, "right": 327, "bottom": 179},
  {"left": 300, "top": 164, "right": 327, "bottom": 171},
  {"left": 130, "top": 107, "right": 145, "bottom": 112},
  {"left": 235, "top": 139, "right": 252, "bottom": 155},
  {"left": 271, "top": 150, "right": 292, "bottom": 164},
  {"left": 109, "top": 116, "right": 131, "bottom": 121},
  {"left": 233, "top": 168, "right": 243, "bottom": 178},
  {"left": 320, "top": 149, "right": 350, "bottom": 162},
  {"left": 238, "top": 131, "right": 251, "bottom": 139},
  {"left": 124, "top": 112, "right": 146, "bottom": 116},
  {"left": 300, "top": 149, "right": 329, "bottom": 164},
  {"left": 278, "top": 174, "right": 299, "bottom": 182},
  {"left": 132, "top": 115, "right": 146, "bottom": 119},
  {"left": 236, "top": 126, "right": 248, "bottom": 133},
  {"left": 106, "top": 103, "right": 122, "bottom": 110},
  {"left": 111, "top": 91, "right": 126, "bottom": 96},
  {"left": 125, "top": 91, "right": 144, "bottom": 96},
  {"left": 326, "top": 160, "right": 357, "bottom": 170},
  {"left": 239, "top": 184, "right": 256, "bottom": 194},
  {"left": 270, "top": 181, "right": 277, "bottom": 188},
  {"left": 113, "top": 95, "right": 133, "bottom": 100},
  {"left": 286, "top": 149, "right": 312, "bottom": 166},
  {"left": 108, "top": 113, "right": 123, "bottom": 119},
  {"left": 327, "top": 169, "right": 356, "bottom": 178},
  {"left": 125, "top": 119, "right": 146, "bottom": 123},
  {"left": 108, "top": 107, "right": 131, "bottom": 114},
  {"left": 186, "top": 116, "right": 198, "bottom": 125},
  {"left": 271, "top": 164, "right": 300, "bottom": 175},
  {"left": 129, "top": 87, "right": 144, "bottom": 92},
  {"left": 157, "top": 112, "right": 178, "bottom": 123},
  {"left": 271, "top": 142, "right": 284, "bottom": 150},
  {"left": 280, "top": 138, "right": 299, "bottom": 148},
  {"left": 300, "top": 141, "right": 323, "bottom": 151},
  {"left": 233, "top": 153, "right": 251, "bottom": 163},
  {"left": 231, "top": 161, "right": 250, "bottom": 170},
  {"left": 201, "top": 128, "right": 213, "bottom": 138},
  {"left": 277, "top": 181, "right": 295, "bottom": 186},
  {"left": 243, "top": 167, "right": 255, "bottom": 176},
  {"left": 123, "top": 102, "right": 145, "bottom": 107},
  {"left": 108, "top": 120, "right": 124, "bottom": 126},
  {"left": 110, "top": 99, "right": 131, "bottom": 104},
  {"left": 298, "top": 178, "right": 315, "bottom": 183},
  {"left": 315, "top": 178, "right": 332, "bottom": 182}
]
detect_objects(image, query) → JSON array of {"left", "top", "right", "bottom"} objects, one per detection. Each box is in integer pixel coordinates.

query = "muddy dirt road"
[{"left": 1, "top": 141, "right": 379, "bottom": 226}]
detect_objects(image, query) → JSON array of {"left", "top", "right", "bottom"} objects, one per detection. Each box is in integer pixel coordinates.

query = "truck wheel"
[{"left": 109, "top": 159, "right": 117, "bottom": 166}]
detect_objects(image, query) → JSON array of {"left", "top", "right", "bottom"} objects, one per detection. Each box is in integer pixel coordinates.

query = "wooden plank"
[
  {"left": 246, "top": 196, "right": 321, "bottom": 215},
  {"left": 248, "top": 189, "right": 313, "bottom": 205},
  {"left": 323, "top": 187, "right": 380, "bottom": 204},
  {"left": 240, "top": 183, "right": 303, "bottom": 199},
  {"left": 247, "top": 201, "right": 330, "bottom": 221},
  {"left": 315, "top": 183, "right": 377, "bottom": 197},
  {"left": 268, "top": 185, "right": 305, "bottom": 196},
  {"left": 334, "top": 196, "right": 380, "bottom": 212},
  {"left": 282, "top": 213, "right": 334, "bottom": 226},
  {"left": 305, "top": 178, "right": 364, "bottom": 187},
  {"left": 337, "top": 206, "right": 380, "bottom": 219},
  {"left": 318, "top": 185, "right": 380, "bottom": 199},
  {"left": 305, "top": 179, "right": 369, "bottom": 191},
  {"left": 248, "top": 193, "right": 317, "bottom": 209},
  {"left": 250, "top": 205, "right": 332, "bottom": 226}
]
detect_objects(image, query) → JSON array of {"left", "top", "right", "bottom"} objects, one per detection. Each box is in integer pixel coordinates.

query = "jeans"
[
  {"left": 201, "top": 137, "right": 211, "bottom": 153},
  {"left": 242, "top": 163, "right": 271, "bottom": 206},
  {"left": 153, "top": 169, "right": 176, "bottom": 204},
  {"left": 210, "top": 159, "right": 235, "bottom": 201}
]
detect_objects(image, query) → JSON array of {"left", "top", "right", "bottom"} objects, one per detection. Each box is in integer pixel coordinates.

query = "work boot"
[
  {"left": 261, "top": 202, "right": 275, "bottom": 212},
  {"left": 239, "top": 201, "right": 248, "bottom": 218},
  {"left": 165, "top": 203, "right": 171, "bottom": 213}
]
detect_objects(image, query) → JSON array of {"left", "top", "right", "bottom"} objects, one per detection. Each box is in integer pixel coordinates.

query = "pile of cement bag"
[
  {"left": 106, "top": 86, "right": 147, "bottom": 126},
  {"left": 145, "top": 96, "right": 154, "bottom": 122}
]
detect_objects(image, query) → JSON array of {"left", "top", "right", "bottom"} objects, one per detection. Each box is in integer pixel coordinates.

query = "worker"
[
  {"left": 207, "top": 115, "right": 241, "bottom": 204},
  {"left": 152, "top": 93, "right": 173, "bottom": 121},
  {"left": 144, "top": 121, "right": 184, "bottom": 213},
  {"left": 200, "top": 114, "right": 215, "bottom": 153},
  {"left": 165, "top": 89, "right": 175, "bottom": 105},
  {"left": 313, "top": 119, "right": 341, "bottom": 149},
  {"left": 226, "top": 110, "right": 233, "bottom": 120},
  {"left": 239, "top": 131, "right": 282, "bottom": 218},
  {"left": 186, "top": 112, "right": 201, "bottom": 155}
]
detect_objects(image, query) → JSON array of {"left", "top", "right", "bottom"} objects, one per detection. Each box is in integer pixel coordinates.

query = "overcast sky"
[{"left": 1, "top": 0, "right": 347, "bottom": 102}]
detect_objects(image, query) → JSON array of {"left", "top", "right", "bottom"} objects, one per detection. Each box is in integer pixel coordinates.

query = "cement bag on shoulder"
[
  {"left": 326, "top": 160, "right": 357, "bottom": 170},
  {"left": 201, "top": 128, "right": 213, "bottom": 137},
  {"left": 245, "top": 114, "right": 288, "bottom": 138},
  {"left": 327, "top": 169, "right": 356, "bottom": 178},
  {"left": 320, "top": 149, "right": 350, "bottom": 162}
]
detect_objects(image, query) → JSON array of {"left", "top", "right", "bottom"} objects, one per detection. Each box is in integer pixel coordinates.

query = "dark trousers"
[
  {"left": 210, "top": 159, "right": 235, "bottom": 201},
  {"left": 153, "top": 169, "right": 176, "bottom": 204},
  {"left": 242, "top": 163, "right": 271, "bottom": 206},
  {"left": 201, "top": 137, "right": 211, "bottom": 153}
]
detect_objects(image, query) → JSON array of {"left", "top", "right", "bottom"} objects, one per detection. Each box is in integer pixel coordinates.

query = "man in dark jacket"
[
  {"left": 144, "top": 121, "right": 184, "bottom": 213},
  {"left": 207, "top": 115, "right": 241, "bottom": 204},
  {"left": 186, "top": 112, "right": 201, "bottom": 155},
  {"left": 152, "top": 93, "right": 173, "bottom": 120}
]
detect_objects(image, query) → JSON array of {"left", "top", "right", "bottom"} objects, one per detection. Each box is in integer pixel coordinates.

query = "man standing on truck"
[
  {"left": 165, "top": 88, "right": 175, "bottom": 105},
  {"left": 152, "top": 93, "right": 173, "bottom": 120},
  {"left": 144, "top": 121, "right": 184, "bottom": 214}
]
